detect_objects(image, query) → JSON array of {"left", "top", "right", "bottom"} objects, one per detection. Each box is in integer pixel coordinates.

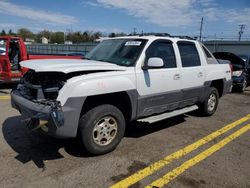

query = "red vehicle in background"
[{"left": 0, "top": 36, "right": 83, "bottom": 82}]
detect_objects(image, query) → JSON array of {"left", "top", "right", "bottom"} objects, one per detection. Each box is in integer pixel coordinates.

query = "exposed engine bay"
[
  {"left": 19, "top": 70, "right": 66, "bottom": 101},
  {"left": 17, "top": 69, "right": 101, "bottom": 101}
]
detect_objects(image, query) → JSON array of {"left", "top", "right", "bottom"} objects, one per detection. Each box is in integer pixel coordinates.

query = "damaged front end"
[
  {"left": 19, "top": 69, "right": 66, "bottom": 101},
  {"left": 11, "top": 70, "right": 83, "bottom": 138},
  {"left": 23, "top": 100, "right": 64, "bottom": 131}
]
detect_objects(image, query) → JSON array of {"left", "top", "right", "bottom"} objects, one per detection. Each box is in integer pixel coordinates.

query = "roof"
[{"left": 105, "top": 35, "right": 198, "bottom": 43}]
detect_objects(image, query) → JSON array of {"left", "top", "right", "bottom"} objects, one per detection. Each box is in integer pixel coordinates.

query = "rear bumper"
[
  {"left": 11, "top": 89, "right": 85, "bottom": 138},
  {"left": 232, "top": 76, "right": 245, "bottom": 87}
]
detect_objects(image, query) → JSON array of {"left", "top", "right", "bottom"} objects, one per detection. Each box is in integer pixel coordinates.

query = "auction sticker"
[{"left": 125, "top": 41, "right": 142, "bottom": 46}]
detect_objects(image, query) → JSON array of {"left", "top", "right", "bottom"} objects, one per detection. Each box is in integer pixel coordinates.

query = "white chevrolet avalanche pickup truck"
[{"left": 11, "top": 35, "right": 232, "bottom": 154}]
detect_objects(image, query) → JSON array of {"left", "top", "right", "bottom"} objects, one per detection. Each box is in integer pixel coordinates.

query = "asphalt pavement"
[{"left": 0, "top": 85, "right": 250, "bottom": 188}]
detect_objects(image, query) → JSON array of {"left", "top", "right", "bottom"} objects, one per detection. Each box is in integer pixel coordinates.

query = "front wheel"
[
  {"left": 199, "top": 87, "right": 219, "bottom": 116},
  {"left": 79, "top": 104, "right": 125, "bottom": 155}
]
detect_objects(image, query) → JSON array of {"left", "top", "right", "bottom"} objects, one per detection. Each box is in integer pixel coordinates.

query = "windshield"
[
  {"left": 0, "top": 39, "right": 7, "bottom": 56},
  {"left": 85, "top": 39, "right": 147, "bottom": 66}
]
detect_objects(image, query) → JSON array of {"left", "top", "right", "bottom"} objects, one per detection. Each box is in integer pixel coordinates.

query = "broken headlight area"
[{"left": 18, "top": 70, "right": 66, "bottom": 100}]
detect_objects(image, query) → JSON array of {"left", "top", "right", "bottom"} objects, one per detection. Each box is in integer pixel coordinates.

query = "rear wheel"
[
  {"left": 79, "top": 104, "right": 125, "bottom": 155},
  {"left": 199, "top": 87, "right": 219, "bottom": 116}
]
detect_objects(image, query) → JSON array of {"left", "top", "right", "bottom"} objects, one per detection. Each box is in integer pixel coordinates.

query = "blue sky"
[{"left": 0, "top": 0, "right": 250, "bottom": 39}]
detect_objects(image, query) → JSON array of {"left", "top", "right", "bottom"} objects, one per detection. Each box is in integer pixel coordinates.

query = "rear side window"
[
  {"left": 202, "top": 46, "right": 212, "bottom": 58},
  {"left": 177, "top": 42, "right": 201, "bottom": 67},
  {"left": 146, "top": 40, "right": 177, "bottom": 68}
]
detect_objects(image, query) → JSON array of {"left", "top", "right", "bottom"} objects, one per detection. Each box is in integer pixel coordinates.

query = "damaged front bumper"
[{"left": 11, "top": 89, "right": 85, "bottom": 138}]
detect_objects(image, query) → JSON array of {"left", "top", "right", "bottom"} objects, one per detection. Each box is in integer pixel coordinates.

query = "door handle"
[
  {"left": 198, "top": 72, "right": 203, "bottom": 78},
  {"left": 174, "top": 74, "right": 181, "bottom": 80}
]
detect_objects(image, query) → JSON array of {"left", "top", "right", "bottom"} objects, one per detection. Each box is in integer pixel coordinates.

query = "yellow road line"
[
  {"left": 146, "top": 123, "right": 250, "bottom": 188},
  {"left": 0, "top": 95, "right": 10, "bottom": 100},
  {"left": 111, "top": 114, "right": 250, "bottom": 188}
]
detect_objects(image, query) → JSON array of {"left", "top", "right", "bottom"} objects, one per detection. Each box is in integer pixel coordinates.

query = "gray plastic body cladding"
[
  {"left": 49, "top": 97, "right": 85, "bottom": 138},
  {"left": 136, "top": 80, "right": 230, "bottom": 118},
  {"left": 137, "top": 87, "right": 205, "bottom": 118},
  {"left": 11, "top": 89, "right": 85, "bottom": 138},
  {"left": 137, "top": 90, "right": 182, "bottom": 117},
  {"left": 204, "top": 79, "right": 232, "bottom": 97},
  {"left": 126, "top": 90, "right": 139, "bottom": 121},
  {"left": 223, "top": 79, "right": 233, "bottom": 95}
]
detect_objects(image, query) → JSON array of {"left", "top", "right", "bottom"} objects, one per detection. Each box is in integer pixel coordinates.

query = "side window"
[
  {"left": 0, "top": 39, "right": 7, "bottom": 56},
  {"left": 202, "top": 46, "right": 212, "bottom": 58},
  {"left": 177, "top": 42, "right": 201, "bottom": 67},
  {"left": 146, "top": 40, "right": 177, "bottom": 68}
]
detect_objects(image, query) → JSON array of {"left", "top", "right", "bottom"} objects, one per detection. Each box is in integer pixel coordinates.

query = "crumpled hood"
[{"left": 20, "top": 59, "right": 127, "bottom": 73}]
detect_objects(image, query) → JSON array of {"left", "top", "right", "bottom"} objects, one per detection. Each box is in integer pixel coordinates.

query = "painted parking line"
[
  {"left": 111, "top": 114, "right": 250, "bottom": 188},
  {"left": 146, "top": 123, "right": 250, "bottom": 188},
  {"left": 0, "top": 95, "right": 10, "bottom": 100}
]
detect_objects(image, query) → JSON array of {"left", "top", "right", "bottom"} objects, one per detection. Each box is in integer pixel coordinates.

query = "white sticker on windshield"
[{"left": 125, "top": 41, "right": 142, "bottom": 46}]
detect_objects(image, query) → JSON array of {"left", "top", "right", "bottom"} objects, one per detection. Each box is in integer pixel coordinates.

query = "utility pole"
[
  {"left": 133, "top": 27, "right": 137, "bottom": 35},
  {"left": 238, "top": 24, "right": 246, "bottom": 41},
  {"left": 199, "top": 17, "right": 203, "bottom": 41}
]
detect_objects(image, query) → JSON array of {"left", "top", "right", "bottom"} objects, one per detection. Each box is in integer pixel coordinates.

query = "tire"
[
  {"left": 199, "top": 87, "right": 219, "bottom": 116},
  {"left": 79, "top": 104, "right": 125, "bottom": 155}
]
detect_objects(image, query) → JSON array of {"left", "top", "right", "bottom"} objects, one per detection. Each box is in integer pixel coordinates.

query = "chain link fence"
[{"left": 26, "top": 42, "right": 99, "bottom": 55}]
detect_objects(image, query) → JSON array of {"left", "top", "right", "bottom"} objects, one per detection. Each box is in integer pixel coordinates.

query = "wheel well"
[
  {"left": 210, "top": 79, "right": 224, "bottom": 97},
  {"left": 80, "top": 92, "right": 132, "bottom": 122}
]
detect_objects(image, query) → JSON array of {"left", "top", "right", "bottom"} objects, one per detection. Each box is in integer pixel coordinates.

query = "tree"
[
  {"left": 108, "top": 32, "right": 127, "bottom": 38},
  {"left": 93, "top": 32, "right": 102, "bottom": 39},
  {"left": 50, "top": 32, "right": 64, "bottom": 44},
  {"left": 109, "top": 33, "right": 116, "bottom": 38},
  {"left": 116, "top": 32, "right": 127, "bottom": 37},
  {"left": 8, "top": 29, "right": 12, "bottom": 35},
  {"left": 82, "top": 31, "right": 90, "bottom": 41},
  {"left": 0, "top": 29, "right": 6, "bottom": 36},
  {"left": 17, "top": 28, "right": 34, "bottom": 41},
  {"left": 66, "top": 31, "right": 99, "bottom": 43}
]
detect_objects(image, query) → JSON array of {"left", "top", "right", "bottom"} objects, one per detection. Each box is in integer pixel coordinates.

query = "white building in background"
[
  {"left": 24, "top": 38, "right": 35, "bottom": 45},
  {"left": 65, "top": 40, "right": 73, "bottom": 44},
  {"left": 41, "top": 37, "right": 49, "bottom": 44}
]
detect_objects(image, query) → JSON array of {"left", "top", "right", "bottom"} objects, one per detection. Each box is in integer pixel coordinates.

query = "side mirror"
[{"left": 143, "top": 57, "right": 164, "bottom": 70}]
